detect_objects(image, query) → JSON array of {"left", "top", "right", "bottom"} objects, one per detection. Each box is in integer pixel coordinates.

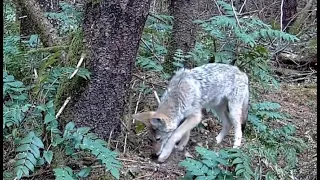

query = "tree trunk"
[
  {"left": 289, "top": 0, "right": 313, "bottom": 34},
  {"left": 70, "top": 0, "right": 151, "bottom": 139},
  {"left": 282, "top": 0, "right": 298, "bottom": 32},
  {"left": 164, "top": 0, "right": 200, "bottom": 73},
  {"left": 13, "top": 0, "right": 60, "bottom": 47}
]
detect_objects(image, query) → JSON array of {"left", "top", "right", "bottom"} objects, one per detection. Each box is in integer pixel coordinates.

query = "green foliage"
[
  {"left": 172, "top": 49, "right": 186, "bottom": 68},
  {"left": 181, "top": 101, "right": 306, "bottom": 179},
  {"left": 63, "top": 122, "right": 122, "bottom": 179},
  {"left": 179, "top": 147, "right": 254, "bottom": 179},
  {"left": 46, "top": 2, "right": 83, "bottom": 35},
  {"left": 54, "top": 166, "right": 76, "bottom": 180},
  {"left": 3, "top": 69, "right": 121, "bottom": 179},
  {"left": 136, "top": 14, "right": 173, "bottom": 79},
  {"left": 192, "top": 1, "right": 298, "bottom": 90},
  {"left": 245, "top": 101, "right": 307, "bottom": 178},
  {"left": 4, "top": 0, "right": 19, "bottom": 36},
  {"left": 4, "top": 2, "right": 121, "bottom": 179},
  {"left": 3, "top": 71, "right": 29, "bottom": 129},
  {"left": 15, "top": 132, "right": 44, "bottom": 179}
]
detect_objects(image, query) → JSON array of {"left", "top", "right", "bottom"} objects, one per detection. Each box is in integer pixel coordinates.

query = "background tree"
[
  {"left": 163, "top": 0, "right": 215, "bottom": 73},
  {"left": 163, "top": 0, "right": 199, "bottom": 73},
  {"left": 13, "top": 0, "right": 60, "bottom": 47},
  {"left": 282, "top": 0, "right": 298, "bottom": 32}
]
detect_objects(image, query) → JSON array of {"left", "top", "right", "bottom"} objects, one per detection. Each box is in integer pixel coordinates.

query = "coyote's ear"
[{"left": 132, "top": 112, "right": 156, "bottom": 127}]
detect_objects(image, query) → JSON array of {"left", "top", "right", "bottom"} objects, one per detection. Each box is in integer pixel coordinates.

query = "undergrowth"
[
  {"left": 135, "top": 1, "right": 306, "bottom": 179},
  {"left": 3, "top": 1, "right": 121, "bottom": 180},
  {"left": 3, "top": 0, "right": 307, "bottom": 179}
]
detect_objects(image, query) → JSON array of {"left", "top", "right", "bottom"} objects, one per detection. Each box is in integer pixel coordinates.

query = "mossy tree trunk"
[
  {"left": 68, "top": 0, "right": 151, "bottom": 139},
  {"left": 13, "top": 0, "right": 60, "bottom": 47}
]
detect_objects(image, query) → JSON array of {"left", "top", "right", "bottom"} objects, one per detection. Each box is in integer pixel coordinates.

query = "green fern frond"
[
  {"left": 256, "top": 111, "right": 285, "bottom": 119},
  {"left": 180, "top": 147, "right": 254, "bottom": 179},
  {"left": 251, "top": 102, "right": 281, "bottom": 111},
  {"left": 15, "top": 132, "right": 44, "bottom": 179},
  {"left": 136, "top": 56, "right": 163, "bottom": 72},
  {"left": 54, "top": 166, "right": 75, "bottom": 180},
  {"left": 179, "top": 158, "right": 207, "bottom": 177},
  {"left": 217, "top": 1, "right": 236, "bottom": 16},
  {"left": 63, "top": 122, "right": 122, "bottom": 179},
  {"left": 227, "top": 148, "right": 254, "bottom": 179},
  {"left": 172, "top": 49, "right": 186, "bottom": 68},
  {"left": 247, "top": 114, "right": 267, "bottom": 132}
]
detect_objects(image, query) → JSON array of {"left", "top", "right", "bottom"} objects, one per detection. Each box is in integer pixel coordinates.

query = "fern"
[
  {"left": 15, "top": 132, "right": 44, "bottom": 179},
  {"left": 179, "top": 147, "right": 254, "bottom": 179},
  {"left": 246, "top": 101, "right": 307, "bottom": 178},
  {"left": 63, "top": 122, "right": 122, "bottom": 179},
  {"left": 3, "top": 71, "right": 29, "bottom": 129},
  {"left": 45, "top": 2, "right": 82, "bottom": 35},
  {"left": 172, "top": 49, "right": 186, "bottom": 69},
  {"left": 251, "top": 102, "right": 281, "bottom": 111},
  {"left": 216, "top": 1, "right": 236, "bottom": 16},
  {"left": 192, "top": 1, "right": 298, "bottom": 90},
  {"left": 54, "top": 166, "right": 75, "bottom": 180},
  {"left": 228, "top": 148, "right": 254, "bottom": 179},
  {"left": 136, "top": 56, "right": 164, "bottom": 72}
]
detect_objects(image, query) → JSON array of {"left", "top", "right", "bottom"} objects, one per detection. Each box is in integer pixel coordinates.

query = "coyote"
[{"left": 133, "top": 63, "right": 249, "bottom": 162}]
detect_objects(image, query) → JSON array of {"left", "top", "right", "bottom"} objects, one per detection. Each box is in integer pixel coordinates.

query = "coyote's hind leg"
[
  {"left": 215, "top": 105, "right": 232, "bottom": 144},
  {"left": 228, "top": 103, "right": 243, "bottom": 148}
]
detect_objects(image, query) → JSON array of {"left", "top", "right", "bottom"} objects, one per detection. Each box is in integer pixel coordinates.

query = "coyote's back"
[{"left": 159, "top": 63, "right": 249, "bottom": 125}]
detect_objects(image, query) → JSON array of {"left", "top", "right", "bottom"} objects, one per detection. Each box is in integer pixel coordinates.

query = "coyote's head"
[{"left": 132, "top": 112, "right": 176, "bottom": 158}]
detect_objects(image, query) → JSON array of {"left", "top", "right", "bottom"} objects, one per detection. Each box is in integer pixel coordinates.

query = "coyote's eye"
[{"left": 155, "top": 135, "right": 161, "bottom": 141}]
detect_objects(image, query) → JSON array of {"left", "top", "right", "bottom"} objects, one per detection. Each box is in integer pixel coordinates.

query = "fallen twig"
[
  {"left": 141, "top": 38, "right": 163, "bottom": 64},
  {"left": 231, "top": 0, "right": 242, "bottom": 28},
  {"left": 108, "top": 128, "right": 114, "bottom": 148},
  {"left": 56, "top": 97, "right": 71, "bottom": 119},
  {"left": 133, "top": 77, "right": 145, "bottom": 124},
  {"left": 123, "top": 133, "right": 128, "bottom": 154},
  {"left": 69, "top": 53, "right": 86, "bottom": 79},
  {"left": 153, "top": 90, "right": 161, "bottom": 105}
]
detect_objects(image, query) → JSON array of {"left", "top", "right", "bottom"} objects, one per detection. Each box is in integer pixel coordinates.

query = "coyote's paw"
[
  {"left": 157, "top": 152, "right": 171, "bottom": 163},
  {"left": 175, "top": 144, "right": 185, "bottom": 151},
  {"left": 232, "top": 145, "right": 240, "bottom": 149},
  {"left": 215, "top": 135, "right": 223, "bottom": 144}
]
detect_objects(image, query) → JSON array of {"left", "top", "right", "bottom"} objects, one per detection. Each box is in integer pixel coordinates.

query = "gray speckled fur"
[
  {"left": 155, "top": 63, "right": 250, "bottom": 162},
  {"left": 159, "top": 63, "right": 249, "bottom": 126}
]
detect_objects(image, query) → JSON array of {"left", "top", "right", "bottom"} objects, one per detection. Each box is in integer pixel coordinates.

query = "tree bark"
[
  {"left": 69, "top": 0, "right": 151, "bottom": 139},
  {"left": 13, "top": 0, "right": 60, "bottom": 47},
  {"left": 282, "top": 0, "right": 298, "bottom": 32},
  {"left": 164, "top": 0, "right": 200, "bottom": 73}
]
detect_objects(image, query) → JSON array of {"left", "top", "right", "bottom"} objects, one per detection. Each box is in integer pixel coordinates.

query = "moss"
[{"left": 54, "top": 28, "right": 89, "bottom": 121}]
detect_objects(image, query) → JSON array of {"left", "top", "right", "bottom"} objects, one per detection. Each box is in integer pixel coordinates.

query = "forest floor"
[
  {"left": 103, "top": 80, "right": 317, "bottom": 180},
  {"left": 4, "top": 77, "right": 316, "bottom": 180}
]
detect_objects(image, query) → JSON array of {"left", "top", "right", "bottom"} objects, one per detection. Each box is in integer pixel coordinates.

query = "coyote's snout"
[{"left": 133, "top": 63, "right": 249, "bottom": 163}]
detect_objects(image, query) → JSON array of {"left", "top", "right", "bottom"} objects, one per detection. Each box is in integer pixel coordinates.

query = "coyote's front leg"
[
  {"left": 175, "top": 130, "right": 190, "bottom": 151},
  {"left": 158, "top": 112, "right": 202, "bottom": 162}
]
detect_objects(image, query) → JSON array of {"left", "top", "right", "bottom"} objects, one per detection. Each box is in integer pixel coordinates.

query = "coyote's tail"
[{"left": 241, "top": 86, "right": 250, "bottom": 132}]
